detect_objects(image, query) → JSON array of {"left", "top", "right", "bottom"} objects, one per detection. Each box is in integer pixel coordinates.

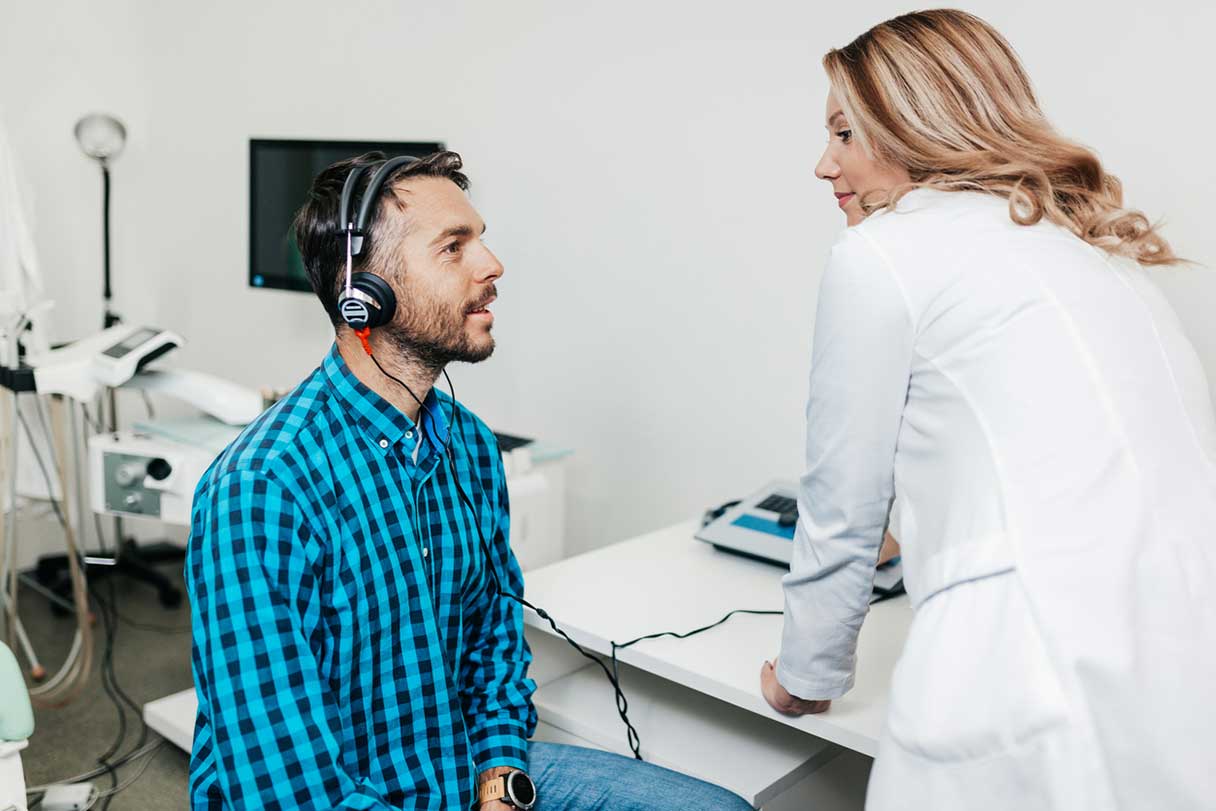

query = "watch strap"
[{"left": 478, "top": 775, "right": 507, "bottom": 806}]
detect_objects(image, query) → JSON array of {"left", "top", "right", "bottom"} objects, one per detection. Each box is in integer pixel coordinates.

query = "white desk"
[{"left": 523, "top": 520, "right": 912, "bottom": 808}]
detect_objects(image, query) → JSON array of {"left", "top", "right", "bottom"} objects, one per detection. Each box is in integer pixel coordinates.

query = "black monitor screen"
[{"left": 249, "top": 138, "right": 444, "bottom": 293}]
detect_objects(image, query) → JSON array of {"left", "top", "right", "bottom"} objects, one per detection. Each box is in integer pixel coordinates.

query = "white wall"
[{"left": 3, "top": 1, "right": 1214, "bottom": 554}]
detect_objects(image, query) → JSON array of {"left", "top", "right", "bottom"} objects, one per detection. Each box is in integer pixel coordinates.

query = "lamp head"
[{"left": 74, "top": 113, "right": 127, "bottom": 163}]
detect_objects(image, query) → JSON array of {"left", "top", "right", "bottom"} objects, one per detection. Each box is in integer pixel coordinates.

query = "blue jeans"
[{"left": 528, "top": 742, "right": 753, "bottom": 810}]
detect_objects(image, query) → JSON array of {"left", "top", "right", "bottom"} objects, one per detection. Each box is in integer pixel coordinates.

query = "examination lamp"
[{"left": 73, "top": 112, "right": 127, "bottom": 328}]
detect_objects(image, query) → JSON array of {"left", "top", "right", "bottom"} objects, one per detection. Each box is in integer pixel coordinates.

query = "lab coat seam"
[
  {"left": 882, "top": 717, "right": 1063, "bottom": 768},
  {"left": 1013, "top": 259, "right": 1148, "bottom": 804},
  {"left": 1096, "top": 251, "right": 1211, "bottom": 467},
  {"left": 917, "top": 299, "right": 1048, "bottom": 370},
  {"left": 1018, "top": 260, "right": 1146, "bottom": 485},
  {"left": 911, "top": 562, "right": 1016, "bottom": 610},
  {"left": 848, "top": 225, "right": 918, "bottom": 460},
  {"left": 918, "top": 356, "right": 1016, "bottom": 551},
  {"left": 850, "top": 227, "right": 917, "bottom": 334}
]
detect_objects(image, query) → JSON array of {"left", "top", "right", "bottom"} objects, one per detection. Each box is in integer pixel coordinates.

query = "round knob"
[
  {"left": 146, "top": 457, "right": 173, "bottom": 481},
  {"left": 114, "top": 462, "right": 145, "bottom": 487}
]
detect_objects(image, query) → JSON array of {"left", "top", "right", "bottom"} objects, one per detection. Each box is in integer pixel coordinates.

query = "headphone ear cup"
[{"left": 348, "top": 271, "right": 398, "bottom": 329}]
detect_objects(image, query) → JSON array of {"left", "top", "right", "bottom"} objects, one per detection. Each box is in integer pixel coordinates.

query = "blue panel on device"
[{"left": 731, "top": 514, "right": 795, "bottom": 540}]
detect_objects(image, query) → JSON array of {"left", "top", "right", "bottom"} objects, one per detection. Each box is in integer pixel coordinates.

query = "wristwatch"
[{"left": 478, "top": 769, "right": 536, "bottom": 809}]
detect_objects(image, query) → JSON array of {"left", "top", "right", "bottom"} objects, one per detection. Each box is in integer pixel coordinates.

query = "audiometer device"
[
  {"left": 696, "top": 479, "right": 906, "bottom": 601},
  {"left": 695, "top": 479, "right": 801, "bottom": 566}
]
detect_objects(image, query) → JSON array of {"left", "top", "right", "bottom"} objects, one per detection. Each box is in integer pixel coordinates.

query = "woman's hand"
[
  {"left": 760, "top": 659, "right": 831, "bottom": 716},
  {"left": 878, "top": 530, "right": 901, "bottom": 566}
]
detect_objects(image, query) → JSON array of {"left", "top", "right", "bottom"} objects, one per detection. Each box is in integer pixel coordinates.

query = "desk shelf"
[
  {"left": 144, "top": 687, "right": 197, "bottom": 753},
  {"left": 534, "top": 661, "right": 839, "bottom": 808},
  {"left": 523, "top": 520, "right": 912, "bottom": 758}
]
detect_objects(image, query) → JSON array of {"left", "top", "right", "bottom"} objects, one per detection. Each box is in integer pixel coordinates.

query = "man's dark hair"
[{"left": 293, "top": 150, "right": 470, "bottom": 327}]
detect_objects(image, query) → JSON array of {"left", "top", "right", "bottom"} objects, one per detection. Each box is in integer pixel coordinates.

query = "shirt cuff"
[
  {"left": 775, "top": 658, "right": 856, "bottom": 701},
  {"left": 470, "top": 717, "right": 530, "bottom": 773}
]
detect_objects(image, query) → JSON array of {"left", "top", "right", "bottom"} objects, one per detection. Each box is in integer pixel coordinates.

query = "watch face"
[{"left": 507, "top": 771, "right": 536, "bottom": 808}]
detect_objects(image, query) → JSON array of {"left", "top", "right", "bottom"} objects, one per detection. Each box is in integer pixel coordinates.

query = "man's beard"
[{"left": 378, "top": 287, "right": 495, "bottom": 372}]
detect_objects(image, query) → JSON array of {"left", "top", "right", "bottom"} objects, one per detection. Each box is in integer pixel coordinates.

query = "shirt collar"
[{"left": 322, "top": 344, "right": 450, "bottom": 451}]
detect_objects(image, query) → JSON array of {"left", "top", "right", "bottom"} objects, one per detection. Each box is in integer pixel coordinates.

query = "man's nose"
[{"left": 478, "top": 245, "right": 504, "bottom": 282}]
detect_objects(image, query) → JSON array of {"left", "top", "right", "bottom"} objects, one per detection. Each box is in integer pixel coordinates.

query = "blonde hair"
[{"left": 824, "top": 9, "right": 1179, "bottom": 266}]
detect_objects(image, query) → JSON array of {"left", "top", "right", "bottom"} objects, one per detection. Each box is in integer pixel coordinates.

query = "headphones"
[{"left": 336, "top": 155, "right": 420, "bottom": 338}]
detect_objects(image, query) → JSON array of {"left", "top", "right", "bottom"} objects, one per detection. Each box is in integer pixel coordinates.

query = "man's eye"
[{"left": 444, "top": 242, "right": 461, "bottom": 254}]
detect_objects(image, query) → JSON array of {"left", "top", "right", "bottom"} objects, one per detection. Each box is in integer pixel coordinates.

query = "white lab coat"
[
  {"left": 777, "top": 188, "right": 1216, "bottom": 810},
  {"left": 0, "top": 110, "right": 47, "bottom": 362}
]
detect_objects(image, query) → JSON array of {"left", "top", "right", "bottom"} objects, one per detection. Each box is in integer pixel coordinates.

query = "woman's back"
[
  {"left": 859, "top": 187, "right": 1216, "bottom": 568},
  {"left": 854, "top": 187, "right": 1216, "bottom": 808}
]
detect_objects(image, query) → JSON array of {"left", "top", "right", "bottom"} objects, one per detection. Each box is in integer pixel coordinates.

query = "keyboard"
[{"left": 755, "top": 494, "right": 797, "bottom": 514}]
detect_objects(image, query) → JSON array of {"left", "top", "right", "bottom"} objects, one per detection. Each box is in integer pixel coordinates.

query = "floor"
[{"left": 15, "top": 532, "right": 194, "bottom": 810}]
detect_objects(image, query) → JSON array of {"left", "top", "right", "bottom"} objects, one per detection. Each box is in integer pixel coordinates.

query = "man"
[{"left": 186, "top": 151, "right": 751, "bottom": 810}]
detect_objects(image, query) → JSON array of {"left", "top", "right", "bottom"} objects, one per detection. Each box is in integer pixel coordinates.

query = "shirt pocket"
[{"left": 885, "top": 569, "right": 1072, "bottom": 762}]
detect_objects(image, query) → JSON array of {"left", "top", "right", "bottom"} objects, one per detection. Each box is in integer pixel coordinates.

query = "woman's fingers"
[{"left": 761, "top": 658, "right": 832, "bottom": 716}]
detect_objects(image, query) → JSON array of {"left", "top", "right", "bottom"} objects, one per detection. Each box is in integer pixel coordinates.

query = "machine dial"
[
  {"left": 114, "top": 462, "right": 145, "bottom": 487},
  {"left": 146, "top": 457, "right": 173, "bottom": 481}
]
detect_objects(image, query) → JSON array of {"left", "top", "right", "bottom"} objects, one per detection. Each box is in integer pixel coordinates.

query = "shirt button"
[
  {"left": 422, "top": 548, "right": 429, "bottom": 557},
  {"left": 379, "top": 439, "right": 389, "bottom": 448},
  {"left": 405, "top": 430, "right": 414, "bottom": 440}
]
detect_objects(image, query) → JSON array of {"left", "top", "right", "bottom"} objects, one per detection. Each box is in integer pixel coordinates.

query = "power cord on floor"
[
  {"left": 19, "top": 403, "right": 160, "bottom": 807},
  {"left": 25, "top": 740, "right": 168, "bottom": 811},
  {"left": 21, "top": 406, "right": 129, "bottom": 793},
  {"left": 25, "top": 739, "right": 166, "bottom": 798},
  {"left": 21, "top": 581, "right": 167, "bottom": 808},
  {"left": 91, "top": 580, "right": 125, "bottom": 806},
  {"left": 87, "top": 513, "right": 189, "bottom": 635},
  {"left": 90, "top": 577, "right": 154, "bottom": 810},
  {"left": 88, "top": 740, "right": 167, "bottom": 807}
]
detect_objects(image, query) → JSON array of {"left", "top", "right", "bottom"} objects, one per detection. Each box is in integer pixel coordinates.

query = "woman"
[{"left": 759, "top": 10, "right": 1216, "bottom": 810}]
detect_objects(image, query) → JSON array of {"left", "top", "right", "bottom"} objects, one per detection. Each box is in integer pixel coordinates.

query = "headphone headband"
[
  {"left": 338, "top": 155, "right": 420, "bottom": 256},
  {"left": 335, "top": 154, "right": 417, "bottom": 334},
  {"left": 338, "top": 164, "right": 370, "bottom": 236}
]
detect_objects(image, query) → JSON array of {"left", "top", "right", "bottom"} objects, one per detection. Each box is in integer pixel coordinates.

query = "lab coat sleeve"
[
  {"left": 188, "top": 472, "right": 396, "bottom": 810},
  {"left": 458, "top": 449, "right": 537, "bottom": 773},
  {"left": 776, "top": 228, "right": 914, "bottom": 700}
]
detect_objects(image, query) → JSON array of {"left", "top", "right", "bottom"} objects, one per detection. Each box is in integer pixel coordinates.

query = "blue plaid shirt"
[{"left": 186, "top": 345, "right": 537, "bottom": 810}]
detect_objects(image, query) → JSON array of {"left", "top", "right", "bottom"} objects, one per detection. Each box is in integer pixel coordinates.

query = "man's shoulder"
[{"left": 196, "top": 369, "right": 337, "bottom": 500}]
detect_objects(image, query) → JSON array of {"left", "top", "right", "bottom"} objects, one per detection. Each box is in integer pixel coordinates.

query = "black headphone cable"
[
  {"left": 440, "top": 369, "right": 786, "bottom": 761},
  {"left": 365, "top": 352, "right": 791, "bottom": 760}
]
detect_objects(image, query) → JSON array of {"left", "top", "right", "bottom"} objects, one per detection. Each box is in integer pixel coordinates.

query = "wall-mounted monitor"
[{"left": 249, "top": 138, "right": 444, "bottom": 293}]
